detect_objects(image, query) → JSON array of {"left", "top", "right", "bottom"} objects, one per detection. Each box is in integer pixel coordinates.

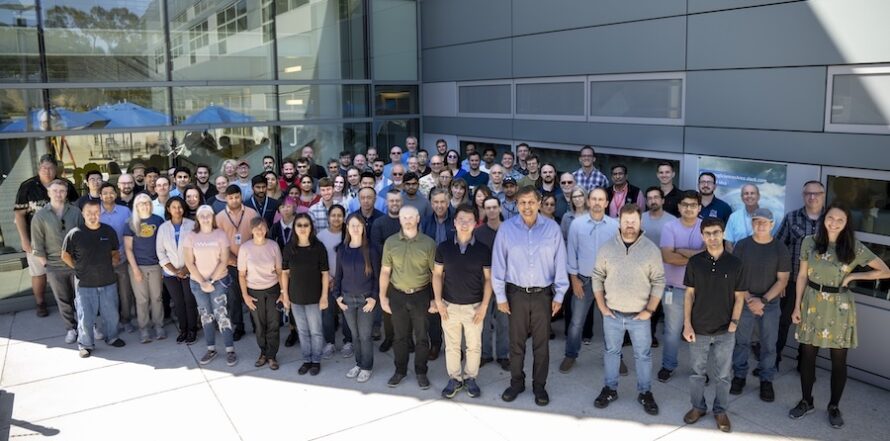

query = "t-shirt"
[
  {"left": 699, "top": 197, "right": 733, "bottom": 223},
  {"left": 684, "top": 251, "right": 747, "bottom": 335},
  {"left": 642, "top": 211, "right": 676, "bottom": 249},
  {"left": 659, "top": 218, "right": 703, "bottom": 288},
  {"left": 316, "top": 228, "right": 343, "bottom": 278},
  {"left": 14, "top": 176, "right": 79, "bottom": 229},
  {"left": 473, "top": 224, "right": 498, "bottom": 251},
  {"left": 732, "top": 237, "right": 791, "bottom": 297},
  {"left": 237, "top": 240, "right": 282, "bottom": 290},
  {"left": 124, "top": 214, "right": 164, "bottom": 266},
  {"left": 62, "top": 224, "right": 119, "bottom": 288},
  {"left": 76, "top": 194, "right": 100, "bottom": 210},
  {"left": 459, "top": 170, "right": 490, "bottom": 191},
  {"left": 282, "top": 242, "right": 329, "bottom": 305},
  {"left": 435, "top": 239, "right": 491, "bottom": 304},
  {"left": 183, "top": 229, "right": 229, "bottom": 281}
]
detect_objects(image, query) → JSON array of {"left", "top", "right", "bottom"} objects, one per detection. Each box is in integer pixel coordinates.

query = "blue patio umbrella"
[
  {"left": 0, "top": 108, "right": 106, "bottom": 132},
  {"left": 89, "top": 102, "right": 169, "bottom": 128},
  {"left": 181, "top": 104, "right": 255, "bottom": 125}
]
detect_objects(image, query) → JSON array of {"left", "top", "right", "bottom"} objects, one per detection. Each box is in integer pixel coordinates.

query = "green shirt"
[{"left": 382, "top": 231, "right": 436, "bottom": 291}]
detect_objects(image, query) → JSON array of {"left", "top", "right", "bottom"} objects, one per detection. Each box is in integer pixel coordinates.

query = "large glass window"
[
  {"left": 281, "top": 122, "right": 370, "bottom": 164},
  {"left": 589, "top": 73, "right": 684, "bottom": 125},
  {"left": 0, "top": 0, "right": 41, "bottom": 82},
  {"left": 173, "top": 86, "right": 276, "bottom": 124},
  {"left": 375, "top": 118, "right": 417, "bottom": 151},
  {"left": 276, "top": 0, "right": 367, "bottom": 80},
  {"left": 0, "top": 89, "right": 45, "bottom": 132},
  {"left": 374, "top": 85, "right": 417, "bottom": 115},
  {"left": 49, "top": 88, "right": 169, "bottom": 128},
  {"left": 371, "top": 0, "right": 417, "bottom": 81},
  {"left": 42, "top": 0, "right": 165, "bottom": 82},
  {"left": 527, "top": 143, "right": 679, "bottom": 191},
  {"left": 176, "top": 125, "right": 274, "bottom": 175},
  {"left": 279, "top": 84, "right": 368, "bottom": 121},
  {"left": 826, "top": 65, "right": 890, "bottom": 134}
]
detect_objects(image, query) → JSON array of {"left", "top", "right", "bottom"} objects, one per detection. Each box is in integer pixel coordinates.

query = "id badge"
[
  {"left": 663, "top": 288, "right": 673, "bottom": 305},
  {"left": 234, "top": 233, "right": 242, "bottom": 245}
]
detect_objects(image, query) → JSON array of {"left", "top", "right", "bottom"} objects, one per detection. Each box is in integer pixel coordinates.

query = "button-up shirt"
[
  {"left": 491, "top": 214, "right": 570, "bottom": 304},
  {"left": 776, "top": 206, "right": 821, "bottom": 279},
  {"left": 566, "top": 212, "right": 619, "bottom": 277},
  {"left": 724, "top": 207, "right": 780, "bottom": 244},
  {"left": 573, "top": 167, "right": 610, "bottom": 192},
  {"left": 100, "top": 203, "right": 131, "bottom": 263},
  {"left": 381, "top": 231, "right": 436, "bottom": 291}
]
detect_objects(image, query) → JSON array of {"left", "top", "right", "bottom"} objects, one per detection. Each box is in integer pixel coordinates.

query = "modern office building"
[{"left": 1, "top": 0, "right": 888, "bottom": 387}]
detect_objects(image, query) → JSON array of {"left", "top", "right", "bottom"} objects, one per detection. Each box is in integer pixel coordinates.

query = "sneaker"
[
  {"left": 109, "top": 338, "right": 126, "bottom": 348},
  {"left": 322, "top": 343, "right": 336, "bottom": 359},
  {"left": 442, "top": 378, "right": 464, "bottom": 398},
  {"left": 124, "top": 323, "right": 137, "bottom": 333},
  {"left": 341, "top": 342, "right": 354, "bottom": 358},
  {"left": 594, "top": 387, "right": 618, "bottom": 408},
  {"left": 79, "top": 348, "right": 92, "bottom": 358},
  {"left": 65, "top": 330, "right": 78, "bottom": 344},
  {"left": 176, "top": 332, "right": 187, "bottom": 344},
  {"left": 298, "top": 362, "right": 312, "bottom": 375},
  {"left": 226, "top": 351, "right": 238, "bottom": 367},
  {"left": 346, "top": 366, "right": 361, "bottom": 378},
  {"left": 140, "top": 329, "right": 152, "bottom": 344},
  {"left": 309, "top": 363, "right": 320, "bottom": 376},
  {"left": 730, "top": 377, "right": 746, "bottom": 395},
  {"left": 760, "top": 381, "right": 775, "bottom": 402},
  {"left": 582, "top": 338, "right": 592, "bottom": 345},
  {"left": 789, "top": 399, "right": 815, "bottom": 419},
  {"left": 417, "top": 373, "right": 430, "bottom": 390},
  {"left": 657, "top": 367, "right": 672, "bottom": 383},
  {"left": 619, "top": 359, "right": 629, "bottom": 376},
  {"left": 828, "top": 405, "right": 844, "bottom": 428},
  {"left": 357, "top": 369, "right": 372, "bottom": 383},
  {"left": 638, "top": 391, "right": 659, "bottom": 415},
  {"left": 387, "top": 372, "right": 406, "bottom": 387},
  {"left": 199, "top": 350, "right": 218, "bottom": 365},
  {"left": 559, "top": 357, "right": 575, "bottom": 373},
  {"left": 232, "top": 328, "right": 245, "bottom": 342},
  {"left": 465, "top": 378, "right": 481, "bottom": 398},
  {"left": 155, "top": 327, "right": 167, "bottom": 340},
  {"left": 93, "top": 325, "right": 105, "bottom": 341},
  {"left": 36, "top": 302, "right": 49, "bottom": 317}
]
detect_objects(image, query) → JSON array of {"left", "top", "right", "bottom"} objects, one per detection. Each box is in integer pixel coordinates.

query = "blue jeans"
[
  {"left": 190, "top": 277, "right": 234, "bottom": 350},
  {"left": 341, "top": 294, "right": 375, "bottom": 370},
  {"left": 565, "top": 275, "right": 594, "bottom": 359},
  {"left": 291, "top": 303, "right": 324, "bottom": 363},
  {"left": 661, "top": 286, "right": 686, "bottom": 371},
  {"left": 603, "top": 312, "right": 652, "bottom": 393},
  {"left": 482, "top": 296, "right": 509, "bottom": 360},
  {"left": 75, "top": 282, "right": 121, "bottom": 349},
  {"left": 733, "top": 298, "right": 779, "bottom": 381},
  {"left": 690, "top": 332, "right": 735, "bottom": 415}
]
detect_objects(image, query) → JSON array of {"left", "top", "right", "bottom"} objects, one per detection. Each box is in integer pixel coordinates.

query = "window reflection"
[
  {"left": 281, "top": 123, "right": 370, "bottom": 164},
  {"left": 828, "top": 175, "right": 890, "bottom": 235},
  {"left": 850, "top": 242, "right": 890, "bottom": 301},
  {"left": 375, "top": 118, "right": 417, "bottom": 150},
  {"left": 276, "top": 0, "right": 366, "bottom": 80},
  {"left": 49, "top": 88, "right": 169, "bottom": 128},
  {"left": 173, "top": 86, "right": 276, "bottom": 124},
  {"left": 375, "top": 85, "right": 418, "bottom": 116},
  {"left": 176, "top": 126, "right": 274, "bottom": 176},
  {"left": 278, "top": 85, "right": 368, "bottom": 121},
  {"left": 0, "top": 0, "right": 41, "bottom": 82}
]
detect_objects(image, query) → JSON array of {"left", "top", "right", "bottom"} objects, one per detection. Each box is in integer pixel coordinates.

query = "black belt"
[
  {"left": 807, "top": 279, "right": 846, "bottom": 294},
  {"left": 393, "top": 284, "right": 429, "bottom": 294},
  {"left": 507, "top": 283, "right": 550, "bottom": 294}
]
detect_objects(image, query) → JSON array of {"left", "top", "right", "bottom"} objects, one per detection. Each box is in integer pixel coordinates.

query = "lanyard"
[
  {"left": 224, "top": 208, "right": 245, "bottom": 230},
  {"left": 280, "top": 220, "right": 293, "bottom": 245},
  {"left": 251, "top": 196, "right": 269, "bottom": 217}
]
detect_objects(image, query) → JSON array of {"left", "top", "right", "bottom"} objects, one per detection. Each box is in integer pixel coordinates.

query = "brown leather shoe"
[
  {"left": 714, "top": 413, "right": 731, "bottom": 432},
  {"left": 684, "top": 408, "right": 707, "bottom": 424},
  {"left": 254, "top": 355, "right": 268, "bottom": 367},
  {"left": 559, "top": 357, "right": 575, "bottom": 373},
  {"left": 268, "top": 358, "right": 279, "bottom": 370}
]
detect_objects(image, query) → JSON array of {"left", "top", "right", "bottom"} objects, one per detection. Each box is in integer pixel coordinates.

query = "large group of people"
[{"left": 15, "top": 139, "right": 889, "bottom": 433}]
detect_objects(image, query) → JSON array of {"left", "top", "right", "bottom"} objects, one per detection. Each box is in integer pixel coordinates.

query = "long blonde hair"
[{"left": 130, "top": 193, "right": 154, "bottom": 233}]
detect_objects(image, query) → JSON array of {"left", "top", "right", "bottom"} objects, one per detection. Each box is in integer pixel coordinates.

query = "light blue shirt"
[
  {"left": 100, "top": 203, "right": 131, "bottom": 263},
  {"left": 724, "top": 208, "right": 780, "bottom": 244},
  {"left": 491, "top": 214, "right": 570, "bottom": 304},
  {"left": 566, "top": 212, "right": 619, "bottom": 277},
  {"left": 347, "top": 194, "right": 387, "bottom": 215}
]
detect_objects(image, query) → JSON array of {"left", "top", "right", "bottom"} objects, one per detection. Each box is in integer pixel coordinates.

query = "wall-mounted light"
[
  {"left": 286, "top": 99, "right": 304, "bottom": 105},
  {"left": 284, "top": 65, "right": 302, "bottom": 73}
]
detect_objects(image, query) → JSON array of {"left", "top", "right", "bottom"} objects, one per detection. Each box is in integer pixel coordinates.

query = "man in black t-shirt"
[
  {"left": 61, "top": 200, "right": 126, "bottom": 358},
  {"left": 682, "top": 218, "right": 746, "bottom": 433},
  {"left": 14, "top": 154, "right": 79, "bottom": 317},
  {"left": 433, "top": 204, "right": 492, "bottom": 399},
  {"left": 473, "top": 196, "right": 510, "bottom": 370}
]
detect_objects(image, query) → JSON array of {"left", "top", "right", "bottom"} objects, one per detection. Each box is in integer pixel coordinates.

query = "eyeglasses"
[
  {"left": 679, "top": 202, "right": 700, "bottom": 209},
  {"left": 560, "top": 181, "right": 574, "bottom": 185},
  {"left": 295, "top": 223, "right": 311, "bottom": 228},
  {"left": 392, "top": 172, "right": 404, "bottom": 176}
]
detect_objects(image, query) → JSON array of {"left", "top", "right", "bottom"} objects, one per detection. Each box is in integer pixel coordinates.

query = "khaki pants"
[
  {"left": 441, "top": 301, "right": 483, "bottom": 380},
  {"left": 129, "top": 264, "right": 164, "bottom": 331}
]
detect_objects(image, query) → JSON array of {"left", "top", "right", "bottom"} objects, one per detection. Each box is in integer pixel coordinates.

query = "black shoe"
[
  {"left": 233, "top": 328, "right": 245, "bottom": 342},
  {"left": 176, "top": 332, "right": 187, "bottom": 344},
  {"left": 594, "top": 387, "right": 618, "bottom": 408},
  {"left": 309, "top": 363, "right": 320, "bottom": 376},
  {"left": 730, "top": 377, "right": 746, "bottom": 395},
  {"left": 497, "top": 358, "right": 510, "bottom": 371},
  {"left": 638, "top": 391, "right": 659, "bottom": 415},
  {"left": 501, "top": 384, "right": 525, "bottom": 402},
  {"left": 442, "top": 378, "right": 463, "bottom": 398},
  {"left": 533, "top": 388, "right": 549, "bottom": 406},
  {"left": 109, "top": 338, "right": 126, "bottom": 348},
  {"left": 371, "top": 327, "right": 382, "bottom": 341},
  {"left": 185, "top": 331, "right": 197, "bottom": 345},
  {"left": 298, "top": 362, "right": 312, "bottom": 375},
  {"left": 657, "top": 367, "right": 672, "bottom": 383},
  {"left": 828, "top": 405, "right": 844, "bottom": 428},
  {"left": 284, "top": 330, "right": 298, "bottom": 347},
  {"left": 753, "top": 367, "right": 762, "bottom": 378},
  {"left": 651, "top": 336, "right": 659, "bottom": 348},
  {"left": 417, "top": 373, "right": 431, "bottom": 390},
  {"left": 789, "top": 399, "right": 815, "bottom": 419},
  {"left": 480, "top": 356, "right": 494, "bottom": 367},
  {"left": 387, "top": 372, "right": 406, "bottom": 387},
  {"left": 760, "top": 381, "right": 775, "bottom": 402},
  {"left": 379, "top": 339, "right": 392, "bottom": 353},
  {"left": 428, "top": 345, "right": 440, "bottom": 361}
]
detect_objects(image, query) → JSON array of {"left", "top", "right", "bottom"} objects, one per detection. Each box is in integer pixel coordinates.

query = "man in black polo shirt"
[
  {"left": 682, "top": 218, "right": 746, "bottom": 433},
  {"left": 433, "top": 204, "right": 492, "bottom": 399},
  {"left": 61, "top": 200, "right": 126, "bottom": 358}
]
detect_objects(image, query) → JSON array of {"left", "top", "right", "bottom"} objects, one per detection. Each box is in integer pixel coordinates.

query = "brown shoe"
[
  {"left": 559, "top": 357, "right": 575, "bottom": 373},
  {"left": 254, "top": 355, "right": 268, "bottom": 368},
  {"left": 268, "top": 358, "right": 279, "bottom": 370},
  {"left": 36, "top": 302, "right": 49, "bottom": 317},
  {"left": 428, "top": 345, "right": 440, "bottom": 361},
  {"left": 714, "top": 413, "right": 731, "bottom": 432},
  {"left": 684, "top": 408, "right": 707, "bottom": 424}
]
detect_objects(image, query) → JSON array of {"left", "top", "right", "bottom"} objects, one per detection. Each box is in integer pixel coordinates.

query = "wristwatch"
[
  {"left": 730, "top": 318, "right": 739, "bottom": 325},
  {"left": 645, "top": 308, "right": 656, "bottom": 314}
]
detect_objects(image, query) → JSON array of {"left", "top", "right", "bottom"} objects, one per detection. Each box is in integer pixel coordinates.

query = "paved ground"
[{"left": 1, "top": 309, "right": 887, "bottom": 441}]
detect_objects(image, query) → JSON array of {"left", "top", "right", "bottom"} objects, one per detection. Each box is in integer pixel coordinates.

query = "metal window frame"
[
  {"left": 587, "top": 71, "right": 686, "bottom": 126},
  {"left": 513, "top": 76, "right": 588, "bottom": 122},
  {"left": 455, "top": 80, "right": 514, "bottom": 119},
  {"left": 824, "top": 64, "right": 890, "bottom": 135}
]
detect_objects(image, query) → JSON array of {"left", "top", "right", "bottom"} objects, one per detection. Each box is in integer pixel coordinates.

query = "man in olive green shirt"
[{"left": 380, "top": 205, "right": 436, "bottom": 390}]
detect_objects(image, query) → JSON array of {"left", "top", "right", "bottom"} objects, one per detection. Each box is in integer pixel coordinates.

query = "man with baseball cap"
[
  {"left": 234, "top": 160, "right": 253, "bottom": 200},
  {"left": 498, "top": 177, "right": 519, "bottom": 220}
]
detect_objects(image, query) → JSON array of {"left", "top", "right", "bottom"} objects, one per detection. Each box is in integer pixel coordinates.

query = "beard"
[{"left": 373, "top": 170, "right": 383, "bottom": 177}]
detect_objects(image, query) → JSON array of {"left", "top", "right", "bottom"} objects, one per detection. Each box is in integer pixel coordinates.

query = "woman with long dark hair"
[
  {"left": 238, "top": 217, "right": 284, "bottom": 370},
  {"left": 183, "top": 185, "right": 204, "bottom": 220},
  {"left": 789, "top": 202, "right": 890, "bottom": 428},
  {"left": 264, "top": 171, "right": 282, "bottom": 201},
  {"left": 444, "top": 149, "right": 461, "bottom": 175},
  {"left": 296, "top": 175, "right": 320, "bottom": 213},
  {"left": 281, "top": 213, "right": 330, "bottom": 375},
  {"left": 156, "top": 197, "right": 198, "bottom": 344},
  {"left": 334, "top": 213, "right": 379, "bottom": 383},
  {"left": 473, "top": 186, "right": 493, "bottom": 226}
]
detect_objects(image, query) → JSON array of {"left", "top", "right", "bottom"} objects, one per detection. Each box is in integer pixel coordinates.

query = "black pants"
[
  {"left": 428, "top": 312, "right": 442, "bottom": 347},
  {"left": 389, "top": 285, "right": 430, "bottom": 375},
  {"left": 163, "top": 276, "right": 198, "bottom": 334},
  {"left": 777, "top": 281, "right": 797, "bottom": 366},
  {"left": 248, "top": 285, "right": 281, "bottom": 359},
  {"left": 226, "top": 266, "right": 248, "bottom": 333},
  {"left": 507, "top": 285, "right": 553, "bottom": 390},
  {"left": 383, "top": 311, "right": 394, "bottom": 341}
]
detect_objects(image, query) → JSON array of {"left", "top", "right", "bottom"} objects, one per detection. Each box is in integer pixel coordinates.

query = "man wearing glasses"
[
  {"left": 419, "top": 154, "right": 444, "bottom": 197},
  {"left": 573, "top": 145, "right": 609, "bottom": 192},
  {"left": 697, "top": 172, "right": 732, "bottom": 223},
  {"left": 76, "top": 170, "right": 103, "bottom": 209},
  {"left": 383, "top": 146, "right": 404, "bottom": 180}
]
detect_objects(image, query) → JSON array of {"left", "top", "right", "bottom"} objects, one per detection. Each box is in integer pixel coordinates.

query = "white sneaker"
[
  {"left": 93, "top": 324, "right": 105, "bottom": 341},
  {"left": 346, "top": 366, "right": 361, "bottom": 378},
  {"left": 322, "top": 343, "right": 335, "bottom": 359},
  {"left": 65, "top": 329, "right": 77, "bottom": 344},
  {"left": 341, "top": 342, "right": 354, "bottom": 358},
  {"left": 357, "top": 370, "right": 372, "bottom": 383},
  {"left": 155, "top": 326, "right": 167, "bottom": 340}
]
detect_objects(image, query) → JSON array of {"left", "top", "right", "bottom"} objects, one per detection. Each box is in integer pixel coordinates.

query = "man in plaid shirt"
[
  {"left": 573, "top": 145, "right": 610, "bottom": 192},
  {"left": 774, "top": 180, "right": 825, "bottom": 370}
]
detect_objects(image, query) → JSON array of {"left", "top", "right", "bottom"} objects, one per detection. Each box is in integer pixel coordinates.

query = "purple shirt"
[{"left": 659, "top": 218, "right": 703, "bottom": 288}]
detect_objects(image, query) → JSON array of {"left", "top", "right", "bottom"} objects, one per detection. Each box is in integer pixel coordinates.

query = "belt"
[
  {"left": 393, "top": 284, "right": 429, "bottom": 294},
  {"left": 807, "top": 279, "right": 846, "bottom": 294},
  {"left": 507, "top": 283, "right": 549, "bottom": 294}
]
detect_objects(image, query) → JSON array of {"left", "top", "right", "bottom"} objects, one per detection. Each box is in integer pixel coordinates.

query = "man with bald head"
[
  {"left": 115, "top": 173, "right": 136, "bottom": 209},
  {"left": 724, "top": 184, "right": 778, "bottom": 244},
  {"left": 379, "top": 205, "right": 437, "bottom": 390}
]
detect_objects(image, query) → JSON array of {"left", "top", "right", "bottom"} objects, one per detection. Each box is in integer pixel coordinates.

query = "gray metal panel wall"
[
  {"left": 511, "top": 0, "right": 686, "bottom": 35},
  {"left": 422, "top": 39, "right": 512, "bottom": 82},
  {"left": 686, "top": 67, "right": 827, "bottom": 131},
  {"left": 687, "top": 0, "right": 803, "bottom": 14},
  {"left": 423, "top": 116, "right": 514, "bottom": 140},
  {"left": 420, "top": 0, "right": 511, "bottom": 49},
  {"left": 512, "top": 120, "right": 684, "bottom": 153}
]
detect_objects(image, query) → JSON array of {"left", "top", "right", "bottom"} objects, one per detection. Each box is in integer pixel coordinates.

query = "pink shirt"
[
  {"left": 238, "top": 240, "right": 282, "bottom": 290},
  {"left": 183, "top": 229, "right": 229, "bottom": 281}
]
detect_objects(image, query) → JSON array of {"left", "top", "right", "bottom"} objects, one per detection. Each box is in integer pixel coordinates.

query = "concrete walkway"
[{"left": 1, "top": 309, "right": 887, "bottom": 441}]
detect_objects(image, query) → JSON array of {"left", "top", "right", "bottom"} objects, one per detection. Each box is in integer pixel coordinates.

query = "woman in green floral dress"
[{"left": 788, "top": 203, "right": 890, "bottom": 428}]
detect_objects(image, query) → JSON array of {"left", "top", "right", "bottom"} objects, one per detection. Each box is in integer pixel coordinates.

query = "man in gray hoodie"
[{"left": 592, "top": 204, "right": 665, "bottom": 415}]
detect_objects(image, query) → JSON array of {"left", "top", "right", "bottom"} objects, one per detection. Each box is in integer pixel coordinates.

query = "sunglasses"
[
  {"left": 295, "top": 223, "right": 311, "bottom": 228},
  {"left": 392, "top": 172, "right": 404, "bottom": 176},
  {"left": 560, "top": 181, "right": 574, "bottom": 184}
]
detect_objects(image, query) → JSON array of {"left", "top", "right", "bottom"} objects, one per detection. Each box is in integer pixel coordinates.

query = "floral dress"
[{"left": 795, "top": 236, "right": 876, "bottom": 349}]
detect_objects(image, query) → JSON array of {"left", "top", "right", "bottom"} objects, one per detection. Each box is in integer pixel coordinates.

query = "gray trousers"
[
  {"left": 129, "top": 264, "right": 164, "bottom": 330},
  {"left": 45, "top": 266, "right": 77, "bottom": 330},
  {"left": 114, "top": 261, "right": 134, "bottom": 324}
]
